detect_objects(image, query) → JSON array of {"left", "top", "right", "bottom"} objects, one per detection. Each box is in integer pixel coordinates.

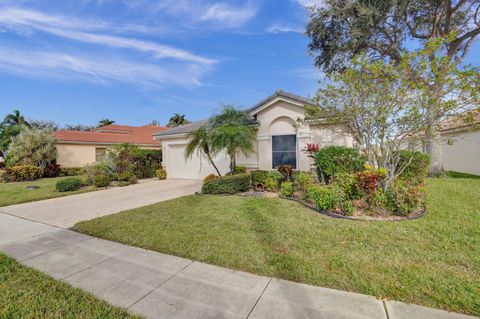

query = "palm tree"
[
  {"left": 210, "top": 106, "right": 256, "bottom": 174},
  {"left": 185, "top": 125, "right": 222, "bottom": 176},
  {"left": 2, "top": 109, "right": 30, "bottom": 127},
  {"left": 98, "top": 119, "right": 115, "bottom": 127},
  {"left": 167, "top": 113, "right": 190, "bottom": 127}
]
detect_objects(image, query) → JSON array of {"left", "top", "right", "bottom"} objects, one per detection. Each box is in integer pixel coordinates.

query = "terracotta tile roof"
[
  {"left": 439, "top": 110, "right": 480, "bottom": 132},
  {"left": 52, "top": 125, "right": 167, "bottom": 146}
]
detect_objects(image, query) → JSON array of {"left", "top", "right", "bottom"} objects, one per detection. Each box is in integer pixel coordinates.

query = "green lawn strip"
[
  {"left": 445, "top": 171, "right": 480, "bottom": 179},
  {"left": 0, "top": 176, "right": 98, "bottom": 207},
  {"left": 73, "top": 178, "right": 480, "bottom": 316},
  {"left": 0, "top": 253, "right": 140, "bottom": 319}
]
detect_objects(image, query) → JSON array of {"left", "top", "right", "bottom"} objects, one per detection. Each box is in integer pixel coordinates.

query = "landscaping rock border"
[{"left": 284, "top": 196, "right": 426, "bottom": 222}]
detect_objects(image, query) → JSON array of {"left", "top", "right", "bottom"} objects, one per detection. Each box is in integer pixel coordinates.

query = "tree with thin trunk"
[
  {"left": 209, "top": 106, "right": 257, "bottom": 174},
  {"left": 185, "top": 125, "right": 222, "bottom": 176},
  {"left": 306, "top": 0, "right": 480, "bottom": 175}
]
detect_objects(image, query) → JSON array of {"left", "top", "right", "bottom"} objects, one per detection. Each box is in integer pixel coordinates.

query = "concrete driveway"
[{"left": 0, "top": 179, "right": 201, "bottom": 228}]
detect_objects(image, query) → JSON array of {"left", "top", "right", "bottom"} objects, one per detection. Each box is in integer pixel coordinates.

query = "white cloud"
[
  {"left": 294, "top": 0, "right": 324, "bottom": 9},
  {"left": 200, "top": 2, "right": 257, "bottom": 28},
  {"left": 267, "top": 23, "right": 303, "bottom": 34},
  {"left": 0, "top": 7, "right": 216, "bottom": 65},
  {"left": 0, "top": 45, "right": 210, "bottom": 87}
]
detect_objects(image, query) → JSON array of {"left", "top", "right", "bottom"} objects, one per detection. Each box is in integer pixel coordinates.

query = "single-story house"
[
  {"left": 52, "top": 125, "right": 166, "bottom": 167},
  {"left": 433, "top": 111, "right": 479, "bottom": 175},
  {"left": 154, "top": 90, "right": 354, "bottom": 180}
]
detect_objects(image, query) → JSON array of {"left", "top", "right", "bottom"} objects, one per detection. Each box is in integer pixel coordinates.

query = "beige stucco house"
[
  {"left": 52, "top": 125, "right": 165, "bottom": 167},
  {"left": 154, "top": 90, "right": 353, "bottom": 180}
]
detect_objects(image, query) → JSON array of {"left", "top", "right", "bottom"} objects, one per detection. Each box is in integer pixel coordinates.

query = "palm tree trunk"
[{"left": 206, "top": 153, "right": 222, "bottom": 176}]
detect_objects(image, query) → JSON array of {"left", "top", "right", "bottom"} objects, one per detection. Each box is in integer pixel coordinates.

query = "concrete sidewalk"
[
  {"left": 0, "top": 179, "right": 201, "bottom": 228},
  {"left": 0, "top": 213, "right": 476, "bottom": 319}
]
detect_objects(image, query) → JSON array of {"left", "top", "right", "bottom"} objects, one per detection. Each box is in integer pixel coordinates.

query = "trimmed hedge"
[
  {"left": 59, "top": 167, "right": 84, "bottom": 177},
  {"left": 202, "top": 174, "right": 250, "bottom": 194},
  {"left": 251, "top": 170, "right": 268, "bottom": 185},
  {"left": 56, "top": 178, "right": 81, "bottom": 192}
]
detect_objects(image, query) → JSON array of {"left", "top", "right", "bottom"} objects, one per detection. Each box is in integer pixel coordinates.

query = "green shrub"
[
  {"left": 129, "top": 175, "right": 138, "bottom": 185},
  {"left": 293, "top": 171, "right": 316, "bottom": 194},
  {"left": 56, "top": 178, "right": 81, "bottom": 192},
  {"left": 280, "top": 182, "right": 294, "bottom": 197},
  {"left": 133, "top": 149, "right": 162, "bottom": 178},
  {"left": 384, "top": 180, "right": 423, "bottom": 216},
  {"left": 232, "top": 165, "right": 247, "bottom": 175},
  {"left": 397, "top": 150, "right": 430, "bottom": 183},
  {"left": 313, "top": 146, "right": 366, "bottom": 183},
  {"left": 84, "top": 162, "right": 114, "bottom": 184},
  {"left": 307, "top": 185, "right": 342, "bottom": 211},
  {"left": 202, "top": 174, "right": 250, "bottom": 194},
  {"left": 264, "top": 177, "right": 278, "bottom": 191},
  {"left": 117, "top": 181, "right": 130, "bottom": 187},
  {"left": 331, "top": 172, "right": 358, "bottom": 200},
  {"left": 2, "top": 165, "right": 41, "bottom": 182},
  {"left": 117, "top": 171, "right": 135, "bottom": 182},
  {"left": 155, "top": 168, "right": 167, "bottom": 180},
  {"left": 340, "top": 200, "right": 354, "bottom": 216},
  {"left": 203, "top": 174, "right": 218, "bottom": 183},
  {"left": 59, "top": 167, "right": 84, "bottom": 177},
  {"left": 251, "top": 170, "right": 268, "bottom": 185},
  {"left": 93, "top": 175, "right": 110, "bottom": 188}
]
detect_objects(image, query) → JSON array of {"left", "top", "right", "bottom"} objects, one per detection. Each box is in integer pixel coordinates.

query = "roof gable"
[{"left": 247, "top": 90, "right": 314, "bottom": 115}]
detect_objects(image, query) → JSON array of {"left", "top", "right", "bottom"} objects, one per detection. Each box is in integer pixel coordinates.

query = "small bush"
[
  {"left": 340, "top": 200, "right": 354, "bottom": 216},
  {"left": 129, "top": 175, "right": 138, "bottom": 185},
  {"left": 93, "top": 175, "right": 110, "bottom": 188},
  {"left": 277, "top": 165, "right": 294, "bottom": 181},
  {"left": 117, "top": 171, "right": 134, "bottom": 182},
  {"left": 232, "top": 165, "right": 247, "bottom": 175},
  {"left": 117, "top": 181, "right": 130, "bottom": 187},
  {"left": 384, "top": 180, "right": 423, "bottom": 216},
  {"left": 2, "top": 165, "right": 41, "bottom": 182},
  {"left": 155, "top": 168, "right": 167, "bottom": 180},
  {"left": 264, "top": 177, "right": 279, "bottom": 191},
  {"left": 331, "top": 173, "right": 358, "bottom": 200},
  {"left": 280, "top": 182, "right": 294, "bottom": 197},
  {"left": 203, "top": 174, "right": 218, "bottom": 183},
  {"left": 314, "top": 146, "right": 366, "bottom": 183},
  {"left": 355, "top": 168, "right": 387, "bottom": 207},
  {"left": 251, "top": 170, "right": 268, "bottom": 185},
  {"left": 397, "top": 150, "right": 430, "bottom": 183},
  {"left": 59, "top": 167, "right": 84, "bottom": 177},
  {"left": 293, "top": 171, "right": 316, "bottom": 194},
  {"left": 307, "top": 185, "right": 342, "bottom": 211},
  {"left": 56, "top": 178, "right": 81, "bottom": 192},
  {"left": 43, "top": 163, "right": 61, "bottom": 178},
  {"left": 84, "top": 162, "right": 113, "bottom": 185},
  {"left": 202, "top": 174, "right": 250, "bottom": 194}
]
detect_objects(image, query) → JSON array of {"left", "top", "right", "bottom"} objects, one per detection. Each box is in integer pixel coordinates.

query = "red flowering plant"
[
  {"left": 355, "top": 165, "right": 387, "bottom": 208},
  {"left": 303, "top": 143, "right": 320, "bottom": 158}
]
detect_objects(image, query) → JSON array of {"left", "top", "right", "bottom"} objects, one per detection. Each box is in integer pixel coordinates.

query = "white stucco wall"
[
  {"left": 161, "top": 136, "right": 230, "bottom": 179},
  {"left": 442, "top": 129, "right": 480, "bottom": 175}
]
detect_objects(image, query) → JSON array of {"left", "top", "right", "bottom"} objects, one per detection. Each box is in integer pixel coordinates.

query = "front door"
[{"left": 272, "top": 134, "right": 297, "bottom": 169}]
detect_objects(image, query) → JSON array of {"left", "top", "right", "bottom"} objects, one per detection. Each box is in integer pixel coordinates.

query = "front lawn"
[
  {"left": 0, "top": 253, "right": 139, "bottom": 318},
  {"left": 0, "top": 176, "right": 96, "bottom": 207},
  {"left": 73, "top": 178, "right": 480, "bottom": 316}
]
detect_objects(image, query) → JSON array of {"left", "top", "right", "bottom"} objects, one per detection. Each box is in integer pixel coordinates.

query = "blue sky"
[{"left": 0, "top": 0, "right": 478, "bottom": 127}]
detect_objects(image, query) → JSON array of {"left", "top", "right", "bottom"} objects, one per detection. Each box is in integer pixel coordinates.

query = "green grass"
[
  {"left": 73, "top": 178, "right": 480, "bottom": 316},
  {"left": 0, "top": 176, "right": 97, "bottom": 207},
  {"left": 445, "top": 171, "right": 480, "bottom": 179},
  {"left": 0, "top": 253, "right": 139, "bottom": 319}
]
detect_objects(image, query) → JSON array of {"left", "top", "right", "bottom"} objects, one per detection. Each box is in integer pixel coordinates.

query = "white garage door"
[{"left": 166, "top": 144, "right": 229, "bottom": 180}]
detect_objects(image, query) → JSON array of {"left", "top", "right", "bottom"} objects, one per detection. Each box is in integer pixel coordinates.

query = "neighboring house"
[
  {"left": 438, "top": 111, "right": 480, "bottom": 175},
  {"left": 154, "top": 90, "right": 353, "bottom": 180},
  {"left": 52, "top": 125, "right": 166, "bottom": 167}
]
